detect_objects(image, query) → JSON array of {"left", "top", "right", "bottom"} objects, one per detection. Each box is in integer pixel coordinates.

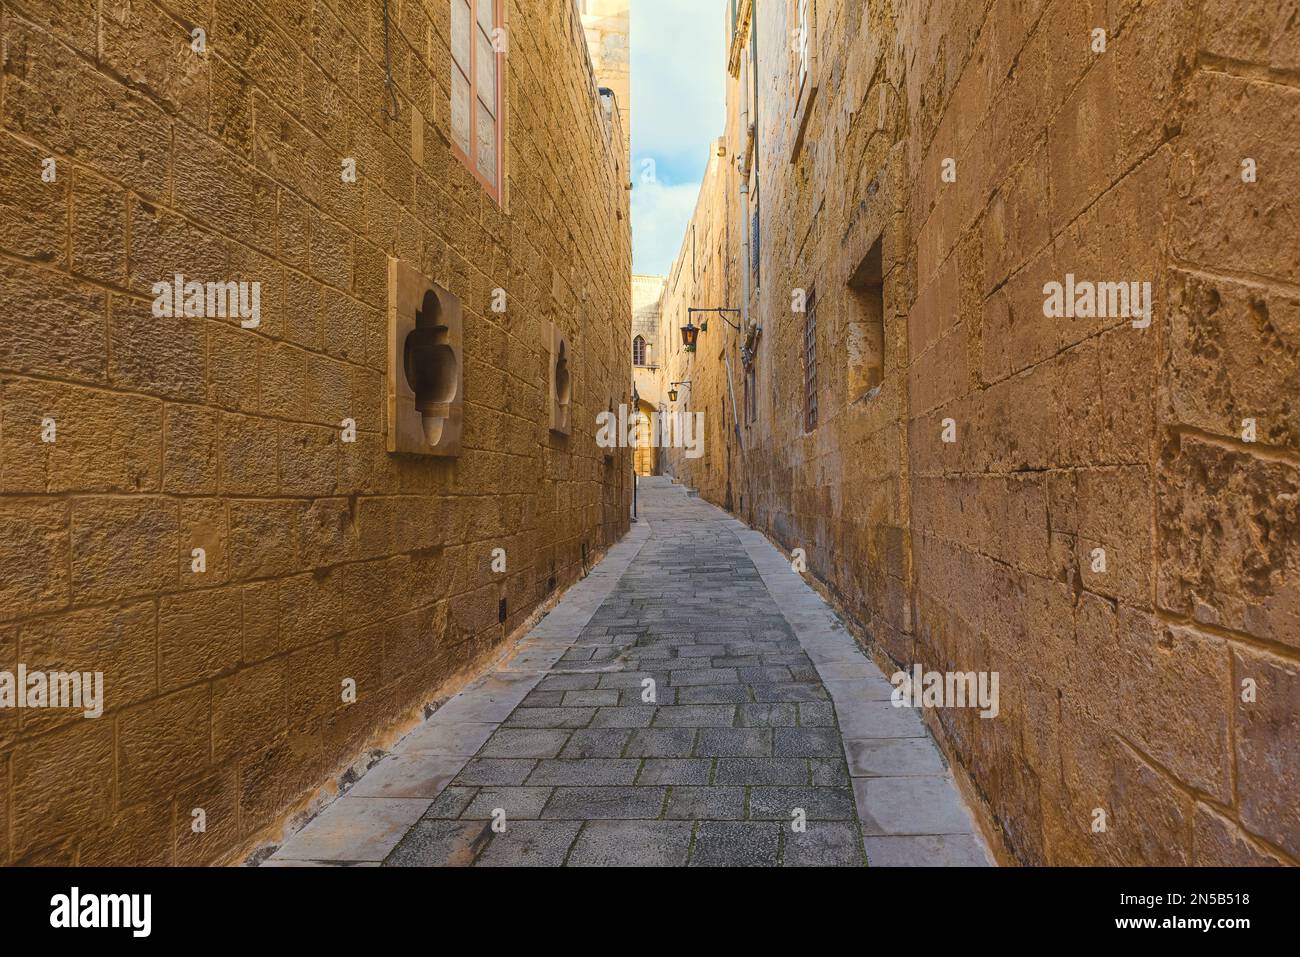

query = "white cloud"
[
  {"left": 631, "top": 0, "right": 727, "bottom": 170},
  {"left": 632, "top": 177, "right": 704, "bottom": 277},
  {"left": 631, "top": 0, "right": 727, "bottom": 274}
]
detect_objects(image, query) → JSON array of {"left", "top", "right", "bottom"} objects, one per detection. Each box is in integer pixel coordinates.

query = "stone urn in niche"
[
  {"left": 387, "top": 259, "right": 463, "bottom": 456},
  {"left": 548, "top": 322, "right": 572, "bottom": 435}
]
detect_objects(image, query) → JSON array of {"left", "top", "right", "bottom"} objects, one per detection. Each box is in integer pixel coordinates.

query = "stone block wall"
[
  {"left": 658, "top": 141, "right": 738, "bottom": 505},
  {"left": 580, "top": 0, "right": 630, "bottom": 163},
  {"left": 0, "top": 0, "right": 630, "bottom": 864},
  {"left": 669, "top": 0, "right": 1296, "bottom": 865}
]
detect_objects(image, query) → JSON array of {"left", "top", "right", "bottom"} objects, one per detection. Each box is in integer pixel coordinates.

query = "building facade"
[
  {"left": 631, "top": 273, "right": 664, "bottom": 475},
  {"left": 580, "top": 0, "right": 631, "bottom": 164},
  {"left": 0, "top": 0, "right": 630, "bottom": 864},
  {"left": 661, "top": 0, "right": 1297, "bottom": 865},
  {"left": 658, "top": 136, "right": 742, "bottom": 506}
]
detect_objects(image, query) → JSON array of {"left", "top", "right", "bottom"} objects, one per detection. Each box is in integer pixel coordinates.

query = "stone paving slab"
[
  {"left": 862, "top": 833, "right": 992, "bottom": 867},
  {"left": 854, "top": 776, "right": 980, "bottom": 836},
  {"left": 399, "top": 721, "right": 497, "bottom": 756},
  {"left": 266, "top": 479, "right": 992, "bottom": 867},
  {"left": 567, "top": 820, "right": 694, "bottom": 866},
  {"left": 845, "top": 737, "right": 948, "bottom": 777},
  {"left": 474, "top": 822, "right": 583, "bottom": 867},
  {"left": 269, "top": 797, "right": 432, "bottom": 863},
  {"left": 347, "top": 754, "right": 466, "bottom": 799}
]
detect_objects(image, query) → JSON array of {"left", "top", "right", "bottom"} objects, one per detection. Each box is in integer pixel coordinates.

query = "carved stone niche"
[
  {"left": 548, "top": 321, "right": 572, "bottom": 436},
  {"left": 387, "top": 258, "right": 463, "bottom": 456}
]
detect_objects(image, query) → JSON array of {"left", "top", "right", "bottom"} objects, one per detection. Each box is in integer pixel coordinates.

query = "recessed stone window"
[
  {"left": 548, "top": 322, "right": 573, "bottom": 435},
  {"left": 846, "top": 237, "right": 885, "bottom": 402},
  {"left": 387, "top": 259, "right": 463, "bottom": 456},
  {"left": 803, "top": 289, "right": 818, "bottom": 432}
]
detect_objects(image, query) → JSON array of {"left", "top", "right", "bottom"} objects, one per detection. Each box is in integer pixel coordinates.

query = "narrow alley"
[
  {"left": 0, "top": 0, "right": 1294, "bottom": 891},
  {"left": 265, "top": 477, "right": 988, "bottom": 866}
]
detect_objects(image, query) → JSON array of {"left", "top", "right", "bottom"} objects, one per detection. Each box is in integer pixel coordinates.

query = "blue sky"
[{"left": 630, "top": 0, "right": 728, "bottom": 277}]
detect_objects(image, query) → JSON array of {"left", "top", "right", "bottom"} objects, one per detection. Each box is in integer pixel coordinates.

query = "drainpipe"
[
  {"left": 738, "top": 61, "right": 751, "bottom": 338},
  {"left": 739, "top": 184, "right": 750, "bottom": 330}
]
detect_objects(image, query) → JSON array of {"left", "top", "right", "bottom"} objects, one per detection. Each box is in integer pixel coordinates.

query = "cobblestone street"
[{"left": 267, "top": 479, "right": 989, "bottom": 867}]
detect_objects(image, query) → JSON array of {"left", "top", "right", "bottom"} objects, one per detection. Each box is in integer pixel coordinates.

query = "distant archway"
[{"left": 633, "top": 399, "right": 656, "bottom": 476}]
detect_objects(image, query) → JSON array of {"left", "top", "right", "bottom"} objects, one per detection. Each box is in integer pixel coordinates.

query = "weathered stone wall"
[
  {"left": 677, "top": 0, "right": 1297, "bottom": 865},
  {"left": 631, "top": 273, "right": 663, "bottom": 475},
  {"left": 631, "top": 272, "right": 662, "bottom": 396},
  {"left": 0, "top": 0, "right": 630, "bottom": 864},
  {"left": 581, "top": 0, "right": 630, "bottom": 163},
  {"left": 659, "top": 140, "right": 739, "bottom": 505}
]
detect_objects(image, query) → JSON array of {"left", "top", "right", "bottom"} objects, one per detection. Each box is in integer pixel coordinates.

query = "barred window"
[
  {"left": 803, "top": 290, "right": 818, "bottom": 431},
  {"left": 632, "top": 335, "right": 646, "bottom": 366}
]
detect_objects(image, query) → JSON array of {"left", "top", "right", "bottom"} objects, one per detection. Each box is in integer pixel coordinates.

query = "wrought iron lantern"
[{"left": 680, "top": 317, "right": 700, "bottom": 352}]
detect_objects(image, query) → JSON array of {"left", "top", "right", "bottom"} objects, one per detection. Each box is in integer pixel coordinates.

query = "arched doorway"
[{"left": 633, "top": 399, "right": 656, "bottom": 476}]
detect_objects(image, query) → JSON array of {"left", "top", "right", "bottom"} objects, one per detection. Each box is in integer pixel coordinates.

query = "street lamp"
[
  {"left": 684, "top": 307, "right": 743, "bottom": 340},
  {"left": 668, "top": 380, "right": 690, "bottom": 403},
  {"left": 680, "top": 317, "right": 699, "bottom": 352}
]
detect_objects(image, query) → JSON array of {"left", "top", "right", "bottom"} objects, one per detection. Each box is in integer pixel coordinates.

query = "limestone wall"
[
  {"left": 0, "top": 0, "right": 630, "bottom": 864},
  {"left": 580, "top": 0, "right": 630, "bottom": 163},
  {"left": 659, "top": 141, "right": 739, "bottom": 506},
  {"left": 677, "top": 0, "right": 1297, "bottom": 865}
]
